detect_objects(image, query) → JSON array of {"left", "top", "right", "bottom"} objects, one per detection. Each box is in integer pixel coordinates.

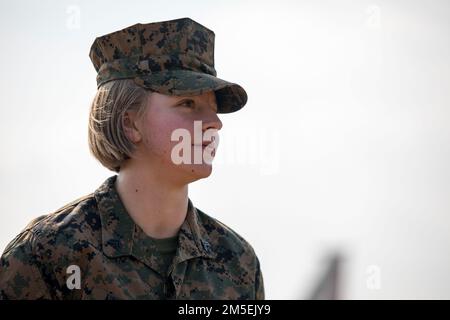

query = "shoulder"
[
  {"left": 3, "top": 193, "right": 101, "bottom": 258},
  {"left": 195, "top": 207, "right": 260, "bottom": 266},
  {"left": 0, "top": 193, "right": 102, "bottom": 299}
]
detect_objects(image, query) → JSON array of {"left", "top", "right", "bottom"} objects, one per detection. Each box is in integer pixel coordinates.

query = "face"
[{"left": 124, "top": 90, "right": 223, "bottom": 185}]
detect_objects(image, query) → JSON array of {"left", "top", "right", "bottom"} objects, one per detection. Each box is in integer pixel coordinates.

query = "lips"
[{"left": 192, "top": 141, "right": 215, "bottom": 147}]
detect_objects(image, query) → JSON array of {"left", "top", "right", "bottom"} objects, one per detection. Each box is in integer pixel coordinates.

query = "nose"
[{"left": 202, "top": 109, "right": 223, "bottom": 132}]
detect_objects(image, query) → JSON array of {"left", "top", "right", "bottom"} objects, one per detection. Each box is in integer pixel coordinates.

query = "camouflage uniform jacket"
[{"left": 0, "top": 175, "right": 265, "bottom": 300}]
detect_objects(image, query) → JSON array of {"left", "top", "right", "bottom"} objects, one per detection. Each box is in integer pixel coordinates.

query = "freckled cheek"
[
  {"left": 169, "top": 118, "right": 194, "bottom": 136},
  {"left": 145, "top": 120, "right": 192, "bottom": 154}
]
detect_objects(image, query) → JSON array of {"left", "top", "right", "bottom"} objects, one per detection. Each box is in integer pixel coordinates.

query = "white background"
[{"left": 1, "top": 0, "right": 449, "bottom": 299}]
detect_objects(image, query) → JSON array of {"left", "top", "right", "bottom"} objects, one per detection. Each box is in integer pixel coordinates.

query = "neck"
[{"left": 115, "top": 160, "right": 189, "bottom": 239}]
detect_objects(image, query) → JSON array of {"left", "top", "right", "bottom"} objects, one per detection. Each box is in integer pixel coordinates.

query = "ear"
[{"left": 122, "top": 110, "right": 143, "bottom": 143}]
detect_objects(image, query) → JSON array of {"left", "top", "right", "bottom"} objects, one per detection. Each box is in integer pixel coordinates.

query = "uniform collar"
[{"left": 94, "top": 175, "right": 216, "bottom": 265}]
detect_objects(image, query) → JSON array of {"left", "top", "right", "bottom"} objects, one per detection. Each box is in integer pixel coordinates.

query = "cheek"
[{"left": 143, "top": 116, "right": 192, "bottom": 157}]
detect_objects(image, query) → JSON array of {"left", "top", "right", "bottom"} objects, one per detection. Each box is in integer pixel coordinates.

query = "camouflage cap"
[{"left": 89, "top": 17, "right": 248, "bottom": 113}]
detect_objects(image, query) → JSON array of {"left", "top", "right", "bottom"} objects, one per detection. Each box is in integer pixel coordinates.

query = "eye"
[{"left": 178, "top": 99, "right": 195, "bottom": 108}]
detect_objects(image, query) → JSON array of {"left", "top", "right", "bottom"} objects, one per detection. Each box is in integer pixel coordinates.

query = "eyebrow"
[{"left": 176, "top": 97, "right": 218, "bottom": 112}]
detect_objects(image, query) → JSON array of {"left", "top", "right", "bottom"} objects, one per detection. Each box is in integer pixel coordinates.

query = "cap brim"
[{"left": 133, "top": 69, "right": 248, "bottom": 114}]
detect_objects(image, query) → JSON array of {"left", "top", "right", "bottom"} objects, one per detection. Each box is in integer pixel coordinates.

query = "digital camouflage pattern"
[
  {"left": 89, "top": 17, "right": 248, "bottom": 114},
  {"left": 0, "top": 175, "right": 265, "bottom": 300}
]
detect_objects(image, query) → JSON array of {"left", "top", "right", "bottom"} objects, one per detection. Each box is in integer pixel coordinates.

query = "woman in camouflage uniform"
[{"left": 0, "top": 17, "right": 264, "bottom": 300}]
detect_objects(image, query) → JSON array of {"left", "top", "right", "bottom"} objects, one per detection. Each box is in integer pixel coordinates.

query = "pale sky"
[{"left": 1, "top": 0, "right": 449, "bottom": 299}]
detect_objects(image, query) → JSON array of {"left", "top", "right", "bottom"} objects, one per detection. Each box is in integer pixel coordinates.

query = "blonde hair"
[{"left": 88, "top": 79, "right": 152, "bottom": 172}]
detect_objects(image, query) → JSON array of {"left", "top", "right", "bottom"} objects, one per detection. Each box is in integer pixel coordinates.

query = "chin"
[{"left": 184, "top": 163, "right": 213, "bottom": 182}]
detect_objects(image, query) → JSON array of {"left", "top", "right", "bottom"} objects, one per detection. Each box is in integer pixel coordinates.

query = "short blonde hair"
[{"left": 88, "top": 79, "right": 152, "bottom": 172}]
